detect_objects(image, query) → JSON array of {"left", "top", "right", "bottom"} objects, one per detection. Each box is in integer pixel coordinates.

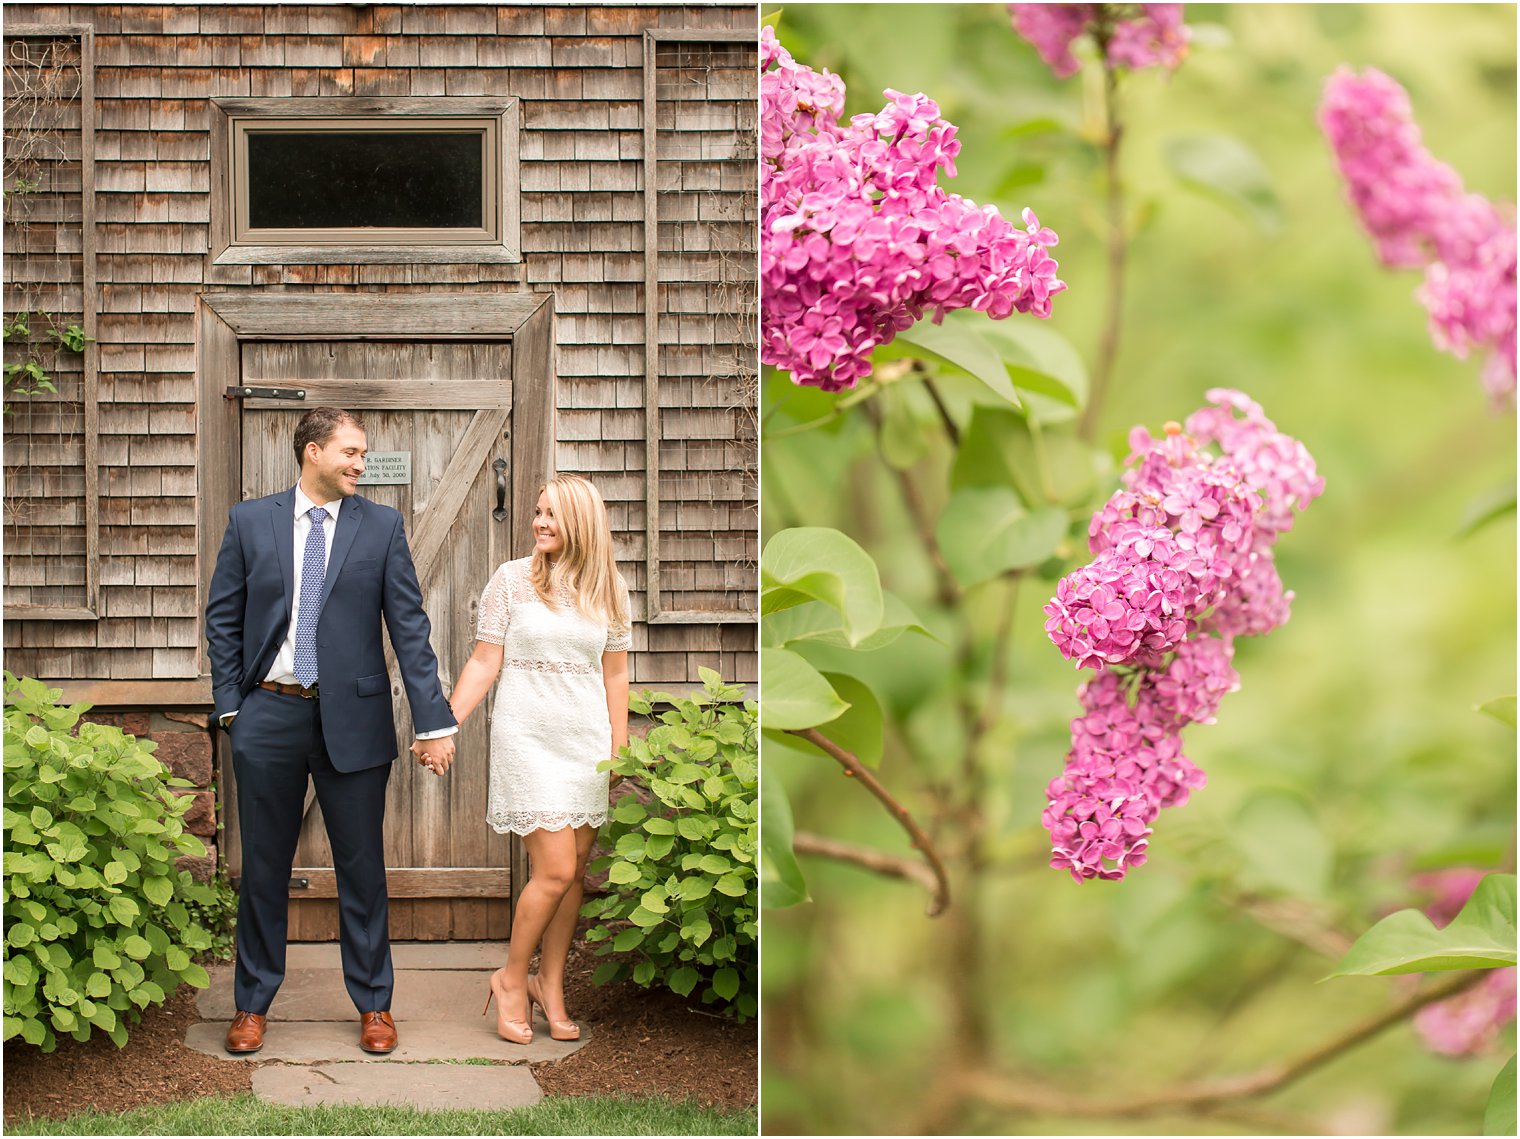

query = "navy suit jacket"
[{"left": 205, "top": 487, "right": 456, "bottom": 772}]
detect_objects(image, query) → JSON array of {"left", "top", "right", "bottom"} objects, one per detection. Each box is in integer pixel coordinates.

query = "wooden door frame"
[{"left": 195, "top": 289, "right": 555, "bottom": 927}]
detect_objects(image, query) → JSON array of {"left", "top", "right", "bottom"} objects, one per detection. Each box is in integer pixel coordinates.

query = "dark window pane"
[{"left": 246, "top": 131, "right": 484, "bottom": 230}]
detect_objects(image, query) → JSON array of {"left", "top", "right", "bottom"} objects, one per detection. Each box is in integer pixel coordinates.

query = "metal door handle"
[{"left": 492, "top": 458, "right": 507, "bottom": 522}]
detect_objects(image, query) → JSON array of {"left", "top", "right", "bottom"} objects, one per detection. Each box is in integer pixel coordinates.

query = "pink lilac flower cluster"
[
  {"left": 1408, "top": 869, "right": 1518, "bottom": 1056},
  {"left": 1008, "top": 3, "right": 1188, "bottom": 79},
  {"left": 760, "top": 26, "right": 1066, "bottom": 391},
  {"left": 1043, "top": 390, "right": 1323, "bottom": 882},
  {"left": 1320, "top": 67, "right": 1517, "bottom": 406}
]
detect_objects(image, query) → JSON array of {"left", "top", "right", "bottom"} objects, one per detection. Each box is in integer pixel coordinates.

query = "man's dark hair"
[{"left": 293, "top": 407, "right": 365, "bottom": 469}]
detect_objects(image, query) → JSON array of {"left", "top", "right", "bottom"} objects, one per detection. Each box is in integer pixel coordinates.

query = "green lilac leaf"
[{"left": 1328, "top": 873, "right": 1517, "bottom": 978}]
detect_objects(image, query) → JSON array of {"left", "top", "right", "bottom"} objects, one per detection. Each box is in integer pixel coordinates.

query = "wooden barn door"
[{"left": 224, "top": 340, "right": 515, "bottom": 941}]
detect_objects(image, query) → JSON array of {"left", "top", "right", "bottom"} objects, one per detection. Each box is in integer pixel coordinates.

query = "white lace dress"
[{"left": 475, "top": 557, "right": 631, "bottom": 835}]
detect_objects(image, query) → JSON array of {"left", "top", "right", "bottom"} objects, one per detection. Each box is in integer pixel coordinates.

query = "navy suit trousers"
[{"left": 230, "top": 685, "right": 393, "bottom": 1015}]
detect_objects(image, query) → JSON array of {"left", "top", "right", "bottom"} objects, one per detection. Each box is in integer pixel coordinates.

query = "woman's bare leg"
[
  {"left": 531, "top": 824, "right": 598, "bottom": 1020},
  {"left": 491, "top": 826, "right": 581, "bottom": 1030}
]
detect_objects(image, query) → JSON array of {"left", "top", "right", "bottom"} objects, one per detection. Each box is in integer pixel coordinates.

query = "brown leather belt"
[{"left": 259, "top": 680, "right": 319, "bottom": 699}]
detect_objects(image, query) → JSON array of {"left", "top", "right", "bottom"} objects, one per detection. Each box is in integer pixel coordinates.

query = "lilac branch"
[
  {"left": 787, "top": 727, "right": 951, "bottom": 917},
  {"left": 957, "top": 969, "right": 1487, "bottom": 1118},
  {"left": 791, "top": 830, "right": 941, "bottom": 898}
]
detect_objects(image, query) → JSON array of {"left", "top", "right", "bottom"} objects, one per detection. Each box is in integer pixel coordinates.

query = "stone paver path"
[{"left": 187, "top": 942, "right": 585, "bottom": 1109}]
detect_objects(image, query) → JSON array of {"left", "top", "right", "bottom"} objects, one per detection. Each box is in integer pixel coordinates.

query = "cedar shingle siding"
[{"left": 3, "top": 3, "right": 758, "bottom": 695}]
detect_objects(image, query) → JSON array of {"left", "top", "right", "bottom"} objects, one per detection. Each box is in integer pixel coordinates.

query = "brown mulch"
[
  {"left": 3, "top": 943, "right": 756, "bottom": 1125},
  {"left": 1, "top": 986, "right": 252, "bottom": 1125},
  {"left": 530, "top": 942, "right": 756, "bottom": 1111}
]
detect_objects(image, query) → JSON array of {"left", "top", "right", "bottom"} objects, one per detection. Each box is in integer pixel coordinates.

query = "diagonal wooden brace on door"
[
  {"left": 376, "top": 406, "right": 513, "bottom": 710},
  {"left": 408, "top": 407, "right": 513, "bottom": 588}
]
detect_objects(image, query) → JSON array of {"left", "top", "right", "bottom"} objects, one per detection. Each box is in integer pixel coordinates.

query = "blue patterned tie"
[{"left": 292, "top": 506, "right": 329, "bottom": 688}]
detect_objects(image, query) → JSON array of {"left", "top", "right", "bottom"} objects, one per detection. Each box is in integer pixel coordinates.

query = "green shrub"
[
  {"left": 183, "top": 872, "right": 239, "bottom": 963},
  {"left": 3, "top": 673, "right": 217, "bottom": 1051},
  {"left": 582, "top": 668, "right": 758, "bottom": 1020}
]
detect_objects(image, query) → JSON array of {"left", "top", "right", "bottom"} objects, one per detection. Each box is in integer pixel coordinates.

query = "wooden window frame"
[
  {"left": 209, "top": 97, "right": 521, "bottom": 265},
  {"left": 2, "top": 23, "right": 99, "bottom": 622},
  {"left": 642, "top": 29, "right": 756, "bottom": 625},
  {"left": 230, "top": 116, "right": 501, "bottom": 246}
]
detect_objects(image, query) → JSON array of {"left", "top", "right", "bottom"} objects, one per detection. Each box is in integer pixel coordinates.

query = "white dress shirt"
[{"left": 221, "top": 484, "right": 457, "bottom": 741}]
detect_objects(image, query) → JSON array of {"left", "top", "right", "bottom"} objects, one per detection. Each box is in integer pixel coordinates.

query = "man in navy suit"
[{"left": 205, "top": 406, "right": 457, "bottom": 1054}]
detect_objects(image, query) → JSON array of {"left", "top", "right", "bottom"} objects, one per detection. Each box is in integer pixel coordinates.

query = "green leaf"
[
  {"left": 762, "top": 592, "right": 935, "bottom": 654},
  {"left": 937, "top": 487, "right": 1067, "bottom": 587},
  {"left": 1458, "top": 481, "right": 1516, "bottom": 539},
  {"left": 1478, "top": 696, "right": 1517, "bottom": 729},
  {"left": 761, "top": 527, "right": 884, "bottom": 646},
  {"left": 591, "top": 962, "right": 624, "bottom": 986},
  {"left": 668, "top": 965, "right": 700, "bottom": 997},
  {"left": 120, "top": 935, "right": 152, "bottom": 961},
  {"left": 881, "top": 317, "right": 1022, "bottom": 408},
  {"left": 627, "top": 905, "right": 665, "bottom": 929},
  {"left": 611, "top": 926, "right": 646, "bottom": 953},
  {"left": 976, "top": 317, "right": 1088, "bottom": 412},
  {"left": 712, "top": 966, "right": 741, "bottom": 1002},
  {"left": 1328, "top": 874, "right": 1517, "bottom": 978},
  {"left": 714, "top": 873, "right": 748, "bottom": 898},
  {"left": 1484, "top": 1055, "right": 1516, "bottom": 1137},
  {"left": 642, "top": 815, "right": 675, "bottom": 835},
  {"left": 141, "top": 875, "right": 174, "bottom": 907},
  {"left": 1232, "top": 789, "right": 1331, "bottom": 898},
  {"left": 607, "top": 861, "right": 643, "bottom": 886},
  {"left": 1164, "top": 133, "right": 1283, "bottom": 234},
  {"left": 107, "top": 896, "right": 140, "bottom": 926},
  {"left": 760, "top": 777, "right": 809, "bottom": 909},
  {"left": 611, "top": 801, "right": 648, "bottom": 828},
  {"left": 813, "top": 673, "right": 885, "bottom": 768},
  {"left": 761, "top": 648, "right": 848, "bottom": 730}
]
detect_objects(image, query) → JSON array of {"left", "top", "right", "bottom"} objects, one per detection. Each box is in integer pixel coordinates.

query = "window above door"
[{"left": 210, "top": 97, "right": 520, "bottom": 265}]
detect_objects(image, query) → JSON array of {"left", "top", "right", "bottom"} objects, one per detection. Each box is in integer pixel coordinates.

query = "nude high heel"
[
  {"left": 526, "top": 973, "right": 581, "bottom": 1042},
  {"left": 483, "top": 969, "right": 533, "bottom": 1045}
]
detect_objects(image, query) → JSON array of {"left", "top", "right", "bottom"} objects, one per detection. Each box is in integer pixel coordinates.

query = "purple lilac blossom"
[
  {"left": 1409, "top": 870, "right": 1518, "bottom": 1056},
  {"left": 1008, "top": 3, "right": 1188, "bottom": 78},
  {"left": 760, "top": 26, "right": 1065, "bottom": 391},
  {"left": 1043, "top": 392, "right": 1321, "bottom": 881},
  {"left": 1320, "top": 67, "right": 1517, "bottom": 405}
]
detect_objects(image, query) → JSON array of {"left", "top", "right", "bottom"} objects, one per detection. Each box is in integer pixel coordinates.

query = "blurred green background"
[{"left": 761, "top": 3, "right": 1516, "bottom": 1135}]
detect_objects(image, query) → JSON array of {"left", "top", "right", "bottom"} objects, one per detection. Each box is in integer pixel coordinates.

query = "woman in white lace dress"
[{"left": 417, "top": 474, "right": 630, "bottom": 1045}]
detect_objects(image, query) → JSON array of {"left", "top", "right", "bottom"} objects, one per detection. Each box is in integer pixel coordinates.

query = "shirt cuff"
[
  {"left": 415, "top": 726, "right": 458, "bottom": 740},
  {"left": 219, "top": 711, "right": 238, "bottom": 727}
]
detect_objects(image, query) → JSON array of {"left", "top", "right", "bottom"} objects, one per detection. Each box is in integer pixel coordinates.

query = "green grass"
[{"left": 4, "top": 1092, "right": 758, "bottom": 1136}]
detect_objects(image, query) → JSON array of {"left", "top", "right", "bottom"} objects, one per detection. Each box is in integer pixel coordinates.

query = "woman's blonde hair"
[{"left": 529, "top": 474, "right": 629, "bottom": 630}]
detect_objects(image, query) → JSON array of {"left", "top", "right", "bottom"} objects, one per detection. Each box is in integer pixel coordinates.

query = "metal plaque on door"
[{"left": 358, "top": 452, "right": 412, "bottom": 485}]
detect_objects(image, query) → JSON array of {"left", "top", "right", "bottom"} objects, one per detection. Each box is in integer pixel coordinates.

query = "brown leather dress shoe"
[
  {"left": 225, "top": 1010, "right": 266, "bottom": 1053},
  {"left": 359, "top": 1010, "right": 398, "bottom": 1053}
]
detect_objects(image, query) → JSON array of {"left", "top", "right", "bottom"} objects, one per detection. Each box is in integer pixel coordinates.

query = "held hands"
[{"left": 411, "top": 735, "right": 456, "bottom": 777}]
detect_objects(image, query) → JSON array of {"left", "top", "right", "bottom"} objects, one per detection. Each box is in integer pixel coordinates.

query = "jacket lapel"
[
  {"left": 319, "top": 494, "right": 364, "bottom": 612},
  {"left": 270, "top": 488, "right": 296, "bottom": 621}
]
